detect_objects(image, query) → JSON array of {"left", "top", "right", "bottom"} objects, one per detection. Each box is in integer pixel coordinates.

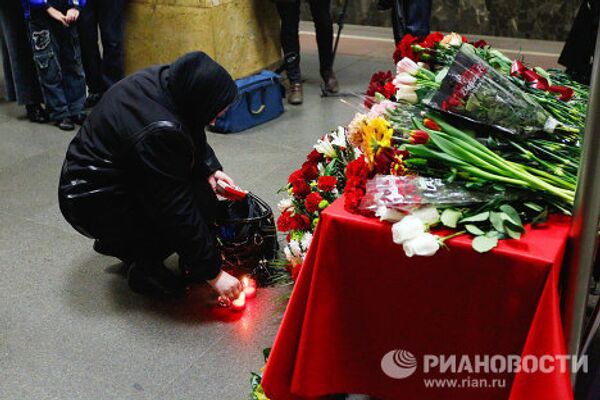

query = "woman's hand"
[
  {"left": 207, "top": 270, "right": 243, "bottom": 302},
  {"left": 47, "top": 7, "right": 69, "bottom": 27},
  {"left": 208, "top": 170, "right": 235, "bottom": 193},
  {"left": 65, "top": 8, "right": 80, "bottom": 24}
]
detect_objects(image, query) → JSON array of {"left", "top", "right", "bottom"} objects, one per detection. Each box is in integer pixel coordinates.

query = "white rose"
[
  {"left": 376, "top": 206, "right": 405, "bottom": 223},
  {"left": 403, "top": 233, "right": 441, "bottom": 257},
  {"left": 392, "top": 215, "right": 425, "bottom": 244},
  {"left": 277, "top": 198, "right": 294, "bottom": 213},
  {"left": 411, "top": 206, "right": 440, "bottom": 225},
  {"left": 289, "top": 240, "right": 302, "bottom": 258}
]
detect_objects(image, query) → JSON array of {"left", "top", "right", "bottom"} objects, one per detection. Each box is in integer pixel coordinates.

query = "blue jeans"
[{"left": 28, "top": 17, "right": 86, "bottom": 121}]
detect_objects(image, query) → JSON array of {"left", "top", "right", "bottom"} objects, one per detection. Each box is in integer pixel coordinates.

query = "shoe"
[
  {"left": 321, "top": 70, "right": 339, "bottom": 94},
  {"left": 84, "top": 92, "right": 102, "bottom": 108},
  {"left": 55, "top": 118, "right": 75, "bottom": 131},
  {"left": 127, "top": 261, "right": 186, "bottom": 298},
  {"left": 72, "top": 112, "right": 87, "bottom": 125},
  {"left": 26, "top": 104, "right": 49, "bottom": 123},
  {"left": 288, "top": 82, "right": 303, "bottom": 105}
]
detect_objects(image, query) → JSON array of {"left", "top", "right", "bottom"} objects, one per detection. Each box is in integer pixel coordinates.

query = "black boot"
[
  {"left": 84, "top": 92, "right": 102, "bottom": 108},
  {"left": 127, "top": 261, "right": 186, "bottom": 299},
  {"left": 26, "top": 104, "right": 49, "bottom": 123}
]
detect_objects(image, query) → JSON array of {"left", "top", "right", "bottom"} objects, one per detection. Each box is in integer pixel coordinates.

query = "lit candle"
[
  {"left": 242, "top": 276, "right": 257, "bottom": 299},
  {"left": 231, "top": 292, "right": 246, "bottom": 312}
]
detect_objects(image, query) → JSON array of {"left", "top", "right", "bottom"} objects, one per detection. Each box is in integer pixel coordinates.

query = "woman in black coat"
[{"left": 59, "top": 52, "right": 243, "bottom": 300}]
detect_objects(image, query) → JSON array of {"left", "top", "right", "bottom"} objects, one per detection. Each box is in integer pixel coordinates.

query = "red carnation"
[
  {"left": 382, "top": 81, "right": 397, "bottom": 99},
  {"left": 305, "top": 192, "right": 324, "bottom": 213},
  {"left": 288, "top": 169, "right": 303, "bottom": 184},
  {"left": 344, "top": 186, "right": 365, "bottom": 214},
  {"left": 291, "top": 180, "right": 311, "bottom": 198},
  {"left": 346, "top": 157, "right": 370, "bottom": 180},
  {"left": 277, "top": 211, "right": 293, "bottom": 232},
  {"left": 472, "top": 39, "right": 488, "bottom": 48},
  {"left": 301, "top": 161, "right": 319, "bottom": 180},
  {"left": 409, "top": 130, "right": 430, "bottom": 145},
  {"left": 306, "top": 149, "right": 323, "bottom": 164},
  {"left": 420, "top": 32, "right": 444, "bottom": 49},
  {"left": 291, "top": 263, "right": 301, "bottom": 281},
  {"left": 423, "top": 118, "right": 441, "bottom": 131},
  {"left": 365, "top": 70, "right": 394, "bottom": 108},
  {"left": 289, "top": 213, "right": 311, "bottom": 231},
  {"left": 393, "top": 34, "right": 420, "bottom": 64},
  {"left": 317, "top": 175, "right": 337, "bottom": 192}
]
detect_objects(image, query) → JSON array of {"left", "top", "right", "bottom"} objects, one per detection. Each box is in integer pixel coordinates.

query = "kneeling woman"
[{"left": 59, "top": 52, "right": 242, "bottom": 301}]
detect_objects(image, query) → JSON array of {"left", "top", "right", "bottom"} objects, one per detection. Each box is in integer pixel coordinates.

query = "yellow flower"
[{"left": 362, "top": 117, "right": 393, "bottom": 164}]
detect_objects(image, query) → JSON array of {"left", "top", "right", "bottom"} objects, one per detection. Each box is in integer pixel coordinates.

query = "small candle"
[
  {"left": 231, "top": 292, "right": 246, "bottom": 312},
  {"left": 242, "top": 277, "right": 257, "bottom": 299}
]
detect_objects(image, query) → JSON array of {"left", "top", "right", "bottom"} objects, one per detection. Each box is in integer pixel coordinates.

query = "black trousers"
[
  {"left": 77, "top": 0, "right": 124, "bottom": 94},
  {"left": 0, "top": 1, "right": 43, "bottom": 105},
  {"left": 59, "top": 178, "right": 219, "bottom": 282},
  {"left": 276, "top": 0, "right": 333, "bottom": 83}
]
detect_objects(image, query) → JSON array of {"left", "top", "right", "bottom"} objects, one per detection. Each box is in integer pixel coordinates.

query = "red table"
[{"left": 262, "top": 197, "right": 574, "bottom": 400}]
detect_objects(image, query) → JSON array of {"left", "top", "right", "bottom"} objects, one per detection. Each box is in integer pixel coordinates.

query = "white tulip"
[
  {"left": 392, "top": 215, "right": 425, "bottom": 244},
  {"left": 396, "top": 57, "right": 420, "bottom": 75},
  {"left": 277, "top": 198, "right": 294, "bottom": 213},
  {"left": 376, "top": 206, "right": 405, "bottom": 223},
  {"left": 395, "top": 90, "right": 418, "bottom": 104},
  {"left": 403, "top": 233, "right": 441, "bottom": 257},
  {"left": 411, "top": 206, "right": 440, "bottom": 225},
  {"left": 393, "top": 73, "right": 418, "bottom": 85}
]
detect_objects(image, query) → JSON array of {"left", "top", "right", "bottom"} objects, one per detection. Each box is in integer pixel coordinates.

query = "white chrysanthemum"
[
  {"left": 277, "top": 198, "right": 294, "bottom": 213},
  {"left": 300, "top": 232, "right": 313, "bottom": 250},
  {"left": 289, "top": 240, "right": 302, "bottom": 258}
]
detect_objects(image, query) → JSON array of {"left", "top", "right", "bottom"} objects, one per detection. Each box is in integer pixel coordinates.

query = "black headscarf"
[{"left": 167, "top": 52, "right": 238, "bottom": 128}]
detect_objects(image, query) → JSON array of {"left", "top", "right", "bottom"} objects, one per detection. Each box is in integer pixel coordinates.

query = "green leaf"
[
  {"left": 460, "top": 211, "right": 490, "bottom": 223},
  {"left": 524, "top": 202, "right": 544, "bottom": 212},
  {"left": 505, "top": 224, "right": 522, "bottom": 240},
  {"left": 263, "top": 348, "right": 271, "bottom": 362},
  {"left": 465, "top": 224, "right": 485, "bottom": 236},
  {"left": 499, "top": 204, "right": 523, "bottom": 227},
  {"left": 472, "top": 235, "right": 499, "bottom": 253},
  {"left": 489, "top": 212, "right": 505, "bottom": 232},
  {"left": 324, "top": 159, "right": 337, "bottom": 176},
  {"left": 441, "top": 209, "right": 462, "bottom": 228}
]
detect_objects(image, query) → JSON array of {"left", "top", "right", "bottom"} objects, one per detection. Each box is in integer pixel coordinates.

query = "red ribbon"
[{"left": 510, "top": 60, "right": 574, "bottom": 101}]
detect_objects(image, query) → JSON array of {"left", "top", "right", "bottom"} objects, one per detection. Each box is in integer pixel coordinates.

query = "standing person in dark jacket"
[
  {"left": 0, "top": 1, "right": 48, "bottom": 122},
  {"left": 275, "top": 0, "right": 339, "bottom": 105},
  {"left": 23, "top": 0, "right": 87, "bottom": 131},
  {"left": 59, "top": 52, "right": 243, "bottom": 301},
  {"left": 77, "top": 0, "right": 124, "bottom": 108}
]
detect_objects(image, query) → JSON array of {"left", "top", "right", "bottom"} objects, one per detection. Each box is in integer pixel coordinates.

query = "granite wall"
[{"left": 301, "top": 0, "right": 581, "bottom": 41}]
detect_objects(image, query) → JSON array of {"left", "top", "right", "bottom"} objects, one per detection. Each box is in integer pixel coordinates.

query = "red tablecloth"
[{"left": 262, "top": 197, "right": 573, "bottom": 400}]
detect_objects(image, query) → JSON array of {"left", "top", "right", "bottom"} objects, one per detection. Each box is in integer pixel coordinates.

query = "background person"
[
  {"left": 77, "top": 0, "right": 124, "bottom": 108},
  {"left": 275, "top": 0, "right": 339, "bottom": 105},
  {"left": 379, "top": 0, "right": 433, "bottom": 43},
  {"left": 0, "top": 1, "right": 48, "bottom": 123},
  {"left": 23, "top": 0, "right": 87, "bottom": 131},
  {"left": 58, "top": 52, "right": 243, "bottom": 302}
]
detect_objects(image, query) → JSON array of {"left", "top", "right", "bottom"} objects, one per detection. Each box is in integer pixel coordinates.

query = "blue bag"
[{"left": 210, "top": 70, "right": 285, "bottom": 133}]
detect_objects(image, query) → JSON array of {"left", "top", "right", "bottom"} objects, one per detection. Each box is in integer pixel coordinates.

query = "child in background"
[{"left": 22, "top": 0, "right": 87, "bottom": 131}]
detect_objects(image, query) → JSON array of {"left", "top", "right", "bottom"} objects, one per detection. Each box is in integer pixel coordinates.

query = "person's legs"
[
  {"left": 404, "top": 0, "right": 432, "bottom": 38},
  {"left": 276, "top": 1, "right": 302, "bottom": 84},
  {"left": 97, "top": 0, "right": 125, "bottom": 90},
  {"left": 77, "top": 0, "right": 103, "bottom": 95},
  {"left": 55, "top": 25, "right": 86, "bottom": 120},
  {"left": 0, "top": 30, "right": 17, "bottom": 102},
  {"left": 308, "top": 0, "right": 333, "bottom": 76},
  {"left": 28, "top": 17, "right": 70, "bottom": 123},
  {"left": 0, "top": 1, "right": 47, "bottom": 121}
]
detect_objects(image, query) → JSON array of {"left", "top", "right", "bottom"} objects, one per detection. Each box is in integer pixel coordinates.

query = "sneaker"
[
  {"left": 55, "top": 118, "right": 75, "bottom": 131},
  {"left": 127, "top": 261, "right": 186, "bottom": 299},
  {"left": 26, "top": 104, "right": 49, "bottom": 123},
  {"left": 72, "top": 112, "right": 87, "bottom": 125},
  {"left": 321, "top": 70, "right": 340, "bottom": 94},
  {"left": 84, "top": 92, "right": 102, "bottom": 108},
  {"left": 288, "top": 82, "right": 303, "bottom": 105}
]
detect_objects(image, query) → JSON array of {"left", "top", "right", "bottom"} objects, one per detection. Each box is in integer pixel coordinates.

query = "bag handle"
[{"left": 246, "top": 87, "right": 267, "bottom": 115}]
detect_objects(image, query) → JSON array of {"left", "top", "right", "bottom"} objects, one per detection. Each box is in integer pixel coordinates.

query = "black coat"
[{"left": 59, "top": 52, "right": 238, "bottom": 280}]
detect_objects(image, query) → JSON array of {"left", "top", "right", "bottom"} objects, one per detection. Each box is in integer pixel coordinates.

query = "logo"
[{"left": 381, "top": 349, "right": 417, "bottom": 379}]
